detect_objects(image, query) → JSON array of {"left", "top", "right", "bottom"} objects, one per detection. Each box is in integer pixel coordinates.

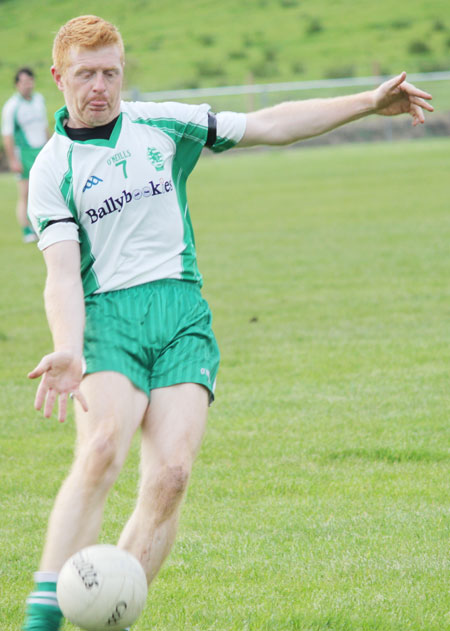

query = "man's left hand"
[{"left": 374, "top": 72, "right": 434, "bottom": 126}]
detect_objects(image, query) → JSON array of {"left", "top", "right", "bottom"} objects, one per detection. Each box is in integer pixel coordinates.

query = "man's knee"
[
  {"left": 143, "top": 463, "right": 191, "bottom": 523},
  {"left": 76, "top": 426, "right": 123, "bottom": 487}
]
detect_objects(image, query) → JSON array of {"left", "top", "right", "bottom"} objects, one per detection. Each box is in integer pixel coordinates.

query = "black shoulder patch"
[{"left": 205, "top": 112, "right": 217, "bottom": 148}]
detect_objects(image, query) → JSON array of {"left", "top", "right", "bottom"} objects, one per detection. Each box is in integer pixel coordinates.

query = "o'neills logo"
[{"left": 85, "top": 178, "right": 173, "bottom": 224}]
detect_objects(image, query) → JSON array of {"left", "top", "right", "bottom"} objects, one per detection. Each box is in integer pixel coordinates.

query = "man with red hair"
[{"left": 24, "top": 14, "right": 433, "bottom": 631}]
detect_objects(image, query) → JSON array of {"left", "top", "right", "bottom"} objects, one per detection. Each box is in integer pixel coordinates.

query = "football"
[{"left": 57, "top": 544, "right": 147, "bottom": 631}]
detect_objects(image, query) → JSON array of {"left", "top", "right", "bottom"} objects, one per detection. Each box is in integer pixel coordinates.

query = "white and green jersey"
[
  {"left": 28, "top": 101, "right": 246, "bottom": 296},
  {"left": 1, "top": 92, "right": 47, "bottom": 150}
]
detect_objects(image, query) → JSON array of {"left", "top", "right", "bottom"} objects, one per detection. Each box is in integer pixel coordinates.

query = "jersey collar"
[{"left": 54, "top": 105, "right": 123, "bottom": 147}]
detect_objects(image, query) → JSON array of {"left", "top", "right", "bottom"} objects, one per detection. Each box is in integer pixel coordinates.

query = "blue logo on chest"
[{"left": 83, "top": 176, "right": 103, "bottom": 192}]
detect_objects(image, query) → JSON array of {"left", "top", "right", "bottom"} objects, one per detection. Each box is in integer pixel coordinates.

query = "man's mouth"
[{"left": 89, "top": 101, "right": 108, "bottom": 110}]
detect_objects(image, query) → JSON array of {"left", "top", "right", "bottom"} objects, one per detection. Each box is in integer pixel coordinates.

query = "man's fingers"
[
  {"left": 408, "top": 96, "right": 434, "bottom": 126},
  {"left": 412, "top": 88, "right": 433, "bottom": 101},
  {"left": 58, "top": 393, "right": 68, "bottom": 423},
  {"left": 28, "top": 355, "right": 51, "bottom": 379},
  {"left": 410, "top": 103, "right": 425, "bottom": 125},
  {"left": 34, "top": 378, "right": 49, "bottom": 411},
  {"left": 410, "top": 95, "right": 434, "bottom": 112},
  {"left": 401, "top": 81, "right": 433, "bottom": 101},
  {"left": 44, "top": 389, "right": 57, "bottom": 419},
  {"left": 387, "top": 71, "right": 407, "bottom": 91},
  {"left": 36, "top": 386, "right": 85, "bottom": 420},
  {"left": 56, "top": 389, "right": 88, "bottom": 421}
]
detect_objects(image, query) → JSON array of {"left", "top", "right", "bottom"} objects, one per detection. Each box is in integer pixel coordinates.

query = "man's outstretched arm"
[
  {"left": 28, "top": 240, "right": 88, "bottom": 422},
  {"left": 239, "top": 72, "right": 433, "bottom": 148}
]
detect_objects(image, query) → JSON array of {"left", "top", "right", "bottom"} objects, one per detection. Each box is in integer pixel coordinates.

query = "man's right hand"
[{"left": 28, "top": 351, "right": 89, "bottom": 422}]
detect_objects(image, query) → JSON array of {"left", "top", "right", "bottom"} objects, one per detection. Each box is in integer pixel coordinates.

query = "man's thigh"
[
  {"left": 75, "top": 371, "right": 149, "bottom": 454},
  {"left": 141, "top": 383, "right": 209, "bottom": 466}
]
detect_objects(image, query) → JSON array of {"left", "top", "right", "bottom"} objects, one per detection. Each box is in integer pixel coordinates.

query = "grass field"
[
  {"left": 0, "top": 138, "right": 449, "bottom": 630},
  {"left": 0, "top": 0, "right": 449, "bottom": 122}
]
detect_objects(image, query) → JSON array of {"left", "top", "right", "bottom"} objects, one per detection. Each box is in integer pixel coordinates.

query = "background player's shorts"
[
  {"left": 83, "top": 279, "right": 220, "bottom": 401},
  {"left": 19, "top": 146, "right": 43, "bottom": 179}
]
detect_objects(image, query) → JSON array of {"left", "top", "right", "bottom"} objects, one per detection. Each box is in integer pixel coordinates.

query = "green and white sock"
[{"left": 22, "top": 572, "right": 63, "bottom": 631}]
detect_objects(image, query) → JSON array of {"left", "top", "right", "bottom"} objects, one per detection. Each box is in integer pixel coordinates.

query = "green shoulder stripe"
[
  {"left": 211, "top": 135, "right": 239, "bottom": 153},
  {"left": 128, "top": 114, "right": 208, "bottom": 146}
]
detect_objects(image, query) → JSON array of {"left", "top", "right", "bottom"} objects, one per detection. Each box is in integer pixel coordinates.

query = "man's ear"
[{"left": 51, "top": 66, "right": 64, "bottom": 92}]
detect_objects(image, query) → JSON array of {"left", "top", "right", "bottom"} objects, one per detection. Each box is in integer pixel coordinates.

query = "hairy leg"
[
  {"left": 118, "top": 383, "right": 209, "bottom": 583},
  {"left": 39, "top": 372, "right": 149, "bottom": 572}
]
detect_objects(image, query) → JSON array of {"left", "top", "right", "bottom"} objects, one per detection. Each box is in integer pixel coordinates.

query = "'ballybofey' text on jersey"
[{"left": 28, "top": 101, "right": 246, "bottom": 296}]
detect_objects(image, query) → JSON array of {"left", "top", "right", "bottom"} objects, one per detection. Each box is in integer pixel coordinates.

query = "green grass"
[
  {"left": 0, "top": 0, "right": 449, "bottom": 124},
  {"left": 0, "top": 138, "right": 449, "bottom": 630}
]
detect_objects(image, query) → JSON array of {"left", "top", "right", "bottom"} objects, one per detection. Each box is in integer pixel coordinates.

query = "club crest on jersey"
[
  {"left": 85, "top": 178, "right": 174, "bottom": 224},
  {"left": 82, "top": 175, "right": 103, "bottom": 192},
  {"left": 147, "top": 147, "right": 165, "bottom": 171}
]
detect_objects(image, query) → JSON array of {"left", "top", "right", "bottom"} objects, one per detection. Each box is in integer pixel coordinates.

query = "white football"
[{"left": 57, "top": 544, "right": 147, "bottom": 631}]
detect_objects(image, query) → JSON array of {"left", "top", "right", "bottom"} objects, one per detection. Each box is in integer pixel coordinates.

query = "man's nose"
[{"left": 93, "top": 73, "right": 106, "bottom": 92}]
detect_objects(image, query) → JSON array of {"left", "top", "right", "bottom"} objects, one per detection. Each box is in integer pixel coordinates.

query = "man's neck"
[{"left": 64, "top": 115, "right": 120, "bottom": 141}]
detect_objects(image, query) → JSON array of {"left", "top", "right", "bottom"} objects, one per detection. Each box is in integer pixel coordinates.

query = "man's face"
[
  {"left": 52, "top": 45, "right": 124, "bottom": 128},
  {"left": 16, "top": 73, "right": 34, "bottom": 99}
]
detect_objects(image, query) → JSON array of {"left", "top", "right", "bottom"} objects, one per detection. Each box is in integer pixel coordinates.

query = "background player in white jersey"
[
  {"left": 1, "top": 68, "right": 48, "bottom": 242},
  {"left": 23, "top": 14, "right": 433, "bottom": 631}
]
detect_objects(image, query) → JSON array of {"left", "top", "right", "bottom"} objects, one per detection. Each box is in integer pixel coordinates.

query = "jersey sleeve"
[
  {"left": 28, "top": 150, "right": 79, "bottom": 251},
  {"left": 154, "top": 102, "right": 246, "bottom": 154},
  {"left": 1, "top": 98, "right": 15, "bottom": 136},
  {"left": 123, "top": 101, "right": 246, "bottom": 175},
  {"left": 209, "top": 111, "right": 247, "bottom": 153}
]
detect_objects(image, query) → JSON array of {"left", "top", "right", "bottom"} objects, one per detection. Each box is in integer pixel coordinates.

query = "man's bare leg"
[
  {"left": 118, "top": 383, "right": 209, "bottom": 584},
  {"left": 40, "top": 371, "right": 149, "bottom": 572},
  {"left": 23, "top": 372, "right": 148, "bottom": 630}
]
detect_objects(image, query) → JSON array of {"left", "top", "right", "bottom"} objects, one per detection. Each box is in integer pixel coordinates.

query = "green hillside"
[{"left": 0, "top": 0, "right": 449, "bottom": 121}]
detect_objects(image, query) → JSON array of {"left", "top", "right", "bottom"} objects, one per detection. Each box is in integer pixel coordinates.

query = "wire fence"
[
  {"left": 123, "top": 71, "right": 450, "bottom": 144},
  {"left": 123, "top": 71, "right": 450, "bottom": 105}
]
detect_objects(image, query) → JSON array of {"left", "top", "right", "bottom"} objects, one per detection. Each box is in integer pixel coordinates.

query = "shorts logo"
[
  {"left": 85, "top": 178, "right": 173, "bottom": 224},
  {"left": 82, "top": 175, "right": 103, "bottom": 192},
  {"left": 147, "top": 147, "right": 165, "bottom": 171}
]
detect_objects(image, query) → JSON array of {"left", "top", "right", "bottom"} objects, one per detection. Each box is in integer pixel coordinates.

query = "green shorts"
[
  {"left": 83, "top": 280, "right": 220, "bottom": 400},
  {"left": 19, "top": 146, "right": 43, "bottom": 179}
]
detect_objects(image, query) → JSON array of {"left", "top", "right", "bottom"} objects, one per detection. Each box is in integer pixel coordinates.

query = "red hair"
[{"left": 53, "top": 15, "right": 124, "bottom": 72}]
